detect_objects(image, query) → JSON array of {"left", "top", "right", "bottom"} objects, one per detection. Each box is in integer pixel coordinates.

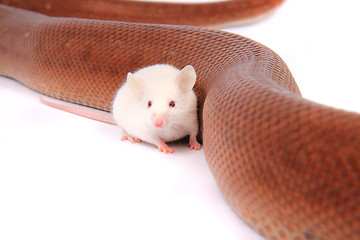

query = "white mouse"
[{"left": 112, "top": 64, "right": 201, "bottom": 154}]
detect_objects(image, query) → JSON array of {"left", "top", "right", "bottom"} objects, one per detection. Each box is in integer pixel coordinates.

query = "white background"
[{"left": 1, "top": 1, "right": 359, "bottom": 239}]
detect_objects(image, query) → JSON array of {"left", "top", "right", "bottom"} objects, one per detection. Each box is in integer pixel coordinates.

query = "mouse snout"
[
  {"left": 154, "top": 118, "right": 163, "bottom": 128},
  {"left": 152, "top": 113, "right": 168, "bottom": 128}
]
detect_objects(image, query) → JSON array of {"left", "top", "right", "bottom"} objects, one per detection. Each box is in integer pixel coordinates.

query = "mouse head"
[{"left": 126, "top": 64, "right": 197, "bottom": 129}]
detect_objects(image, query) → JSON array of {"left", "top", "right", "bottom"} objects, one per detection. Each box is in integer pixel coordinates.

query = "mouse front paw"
[
  {"left": 189, "top": 135, "right": 201, "bottom": 151},
  {"left": 157, "top": 139, "right": 175, "bottom": 154},
  {"left": 121, "top": 135, "right": 143, "bottom": 143}
]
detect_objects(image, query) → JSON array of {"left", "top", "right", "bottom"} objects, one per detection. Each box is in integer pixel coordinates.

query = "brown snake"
[{"left": 0, "top": 0, "right": 359, "bottom": 239}]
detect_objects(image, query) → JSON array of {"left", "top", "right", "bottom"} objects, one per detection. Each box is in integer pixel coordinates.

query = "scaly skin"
[{"left": 1, "top": 1, "right": 359, "bottom": 239}]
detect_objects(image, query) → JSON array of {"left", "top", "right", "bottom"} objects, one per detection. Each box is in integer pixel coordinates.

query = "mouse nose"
[
  {"left": 154, "top": 119, "right": 163, "bottom": 127},
  {"left": 153, "top": 114, "right": 167, "bottom": 128}
]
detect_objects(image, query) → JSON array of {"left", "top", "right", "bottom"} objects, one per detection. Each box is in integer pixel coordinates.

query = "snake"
[{"left": 0, "top": 0, "right": 359, "bottom": 239}]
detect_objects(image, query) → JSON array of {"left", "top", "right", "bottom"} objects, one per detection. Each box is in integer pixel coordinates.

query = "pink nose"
[{"left": 154, "top": 119, "right": 163, "bottom": 127}]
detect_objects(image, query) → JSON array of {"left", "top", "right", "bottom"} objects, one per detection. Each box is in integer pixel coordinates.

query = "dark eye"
[
  {"left": 169, "top": 101, "right": 175, "bottom": 107},
  {"left": 148, "top": 101, "right": 152, "bottom": 108}
]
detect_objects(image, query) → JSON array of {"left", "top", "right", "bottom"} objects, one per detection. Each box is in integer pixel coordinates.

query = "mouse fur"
[{"left": 112, "top": 64, "right": 200, "bottom": 153}]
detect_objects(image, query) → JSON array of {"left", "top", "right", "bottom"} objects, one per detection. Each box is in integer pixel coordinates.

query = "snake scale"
[{"left": 0, "top": 0, "right": 359, "bottom": 239}]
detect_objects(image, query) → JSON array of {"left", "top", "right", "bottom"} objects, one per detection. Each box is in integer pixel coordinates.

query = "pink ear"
[
  {"left": 126, "top": 72, "right": 144, "bottom": 98},
  {"left": 178, "top": 65, "right": 196, "bottom": 92}
]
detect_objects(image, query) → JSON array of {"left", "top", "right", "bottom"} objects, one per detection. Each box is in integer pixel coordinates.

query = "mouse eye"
[
  {"left": 169, "top": 101, "right": 175, "bottom": 107},
  {"left": 147, "top": 101, "right": 152, "bottom": 108}
]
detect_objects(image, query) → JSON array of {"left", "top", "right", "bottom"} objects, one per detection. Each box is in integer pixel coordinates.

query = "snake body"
[{"left": 0, "top": 1, "right": 359, "bottom": 239}]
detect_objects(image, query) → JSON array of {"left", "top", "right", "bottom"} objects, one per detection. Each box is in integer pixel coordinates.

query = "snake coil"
[{"left": 0, "top": 1, "right": 359, "bottom": 239}]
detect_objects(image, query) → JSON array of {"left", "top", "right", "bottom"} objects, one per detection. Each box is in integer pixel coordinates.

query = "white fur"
[{"left": 112, "top": 64, "right": 199, "bottom": 148}]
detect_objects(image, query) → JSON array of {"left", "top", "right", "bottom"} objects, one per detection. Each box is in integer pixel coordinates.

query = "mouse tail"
[{"left": 40, "top": 96, "right": 117, "bottom": 125}]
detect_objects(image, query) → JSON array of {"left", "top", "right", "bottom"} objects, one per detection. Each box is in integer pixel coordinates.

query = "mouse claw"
[
  {"left": 120, "top": 136, "right": 128, "bottom": 141},
  {"left": 157, "top": 139, "right": 175, "bottom": 154},
  {"left": 121, "top": 135, "right": 142, "bottom": 143},
  {"left": 158, "top": 146, "right": 175, "bottom": 154},
  {"left": 189, "top": 135, "right": 201, "bottom": 151},
  {"left": 190, "top": 143, "right": 201, "bottom": 151}
]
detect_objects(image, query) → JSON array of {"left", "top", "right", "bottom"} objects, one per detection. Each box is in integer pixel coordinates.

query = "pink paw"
[
  {"left": 158, "top": 145, "right": 175, "bottom": 154},
  {"left": 121, "top": 135, "right": 142, "bottom": 143},
  {"left": 157, "top": 140, "right": 175, "bottom": 154},
  {"left": 189, "top": 136, "right": 201, "bottom": 151}
]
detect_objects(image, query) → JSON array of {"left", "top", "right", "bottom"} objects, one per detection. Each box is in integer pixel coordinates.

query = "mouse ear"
[
  {"left": 126, "top": 72, "right": 143, "bottom": 98},
  {"left": 178, "top": 65, "right": 196, "bottom": 92}
]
